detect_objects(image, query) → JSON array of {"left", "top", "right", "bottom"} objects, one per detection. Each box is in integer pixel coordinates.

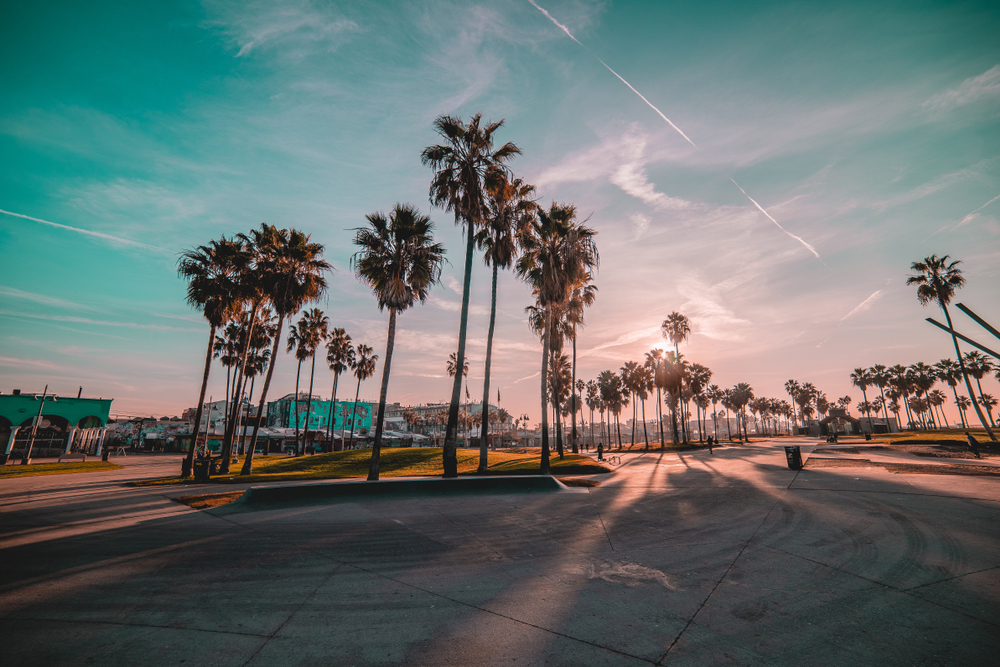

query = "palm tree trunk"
[
  {"left": 326, "top": 373, "right": 341, "bottom": 449},
  {"left": 641, "top": 397, "right": 649, "bottom": 450},
  {"left": 349, "top": 376, "right": 363, "bottom": 450},
  {"left": 183, "top": 324, "right": 216, "bottom": 477},
  {"left": 478, "top": 266, "right": 499, "bottom": 473},
  {"left": 443, "top": 230, "right": 476, "bottom": 477},
  {"left": 571, "top": 327, "right": 578, "bottom": 455},
  {"left": 949, "top": 386, "right": 965, "bottom": 428},
  {"left": 539, "top": 306, "right": 551, "bottom": 474},
  {"left": 293, "top": 359, "right": 302, "bottom": 454},
  {"left": 222, "top": 307, "right": 259, "bottom": 473},
  {"left": 630, "top": 393, "right": 637, "bottom": 447},
  {"left": 657, "top": 387, "right": 665, "bottom": 446},
  {"left": 302, "top": 353, "right": 317, "bottom": 455},
  {"left": 369, "top": 308, "right": 397, "bottom": 481},
  {"left": 243, "top": 313, "right": 285, "bottom": 476}
]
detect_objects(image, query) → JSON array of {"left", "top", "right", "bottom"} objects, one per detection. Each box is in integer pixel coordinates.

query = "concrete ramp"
[{"left": 217, "top": 475, "right": 567, "bottom": 513}]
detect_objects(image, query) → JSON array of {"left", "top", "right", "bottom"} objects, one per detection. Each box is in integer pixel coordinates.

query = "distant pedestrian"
[
  {"left": 597, "top": 442, "right": 604, "bottom": 461},
  {"left": 707, "top": 435, "right": 714, "bottom": 454},
  {"left": 965, "top": 432, "right": 982, "bottom": 459}
]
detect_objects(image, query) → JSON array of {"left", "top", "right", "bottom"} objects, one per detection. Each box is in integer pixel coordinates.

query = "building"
[
  {"left": 266, "top": 393, "right": 373, "bottom": 434},
  {"left": 1, "top": 389, "right": 113, "bottom": 462}
]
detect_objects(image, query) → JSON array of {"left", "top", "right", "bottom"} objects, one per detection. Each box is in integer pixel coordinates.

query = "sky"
[{"left": 1, "top": 0, "right": 999, "bottom": 425}]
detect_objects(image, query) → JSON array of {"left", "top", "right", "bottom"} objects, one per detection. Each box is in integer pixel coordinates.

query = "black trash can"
[
  {"left": 193, "top": 459, "right": 211, "bottom": 483},
  {"left": 784, "top": 446, "right": 803, "bottom": 470}
]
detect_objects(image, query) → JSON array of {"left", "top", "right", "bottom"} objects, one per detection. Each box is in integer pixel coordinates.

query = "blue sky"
[{"left": 1, "top": 0, "right": 998, "bottom": 422}]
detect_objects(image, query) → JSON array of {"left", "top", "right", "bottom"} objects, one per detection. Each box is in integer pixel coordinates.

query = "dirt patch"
[
  {"left": 804, "top": 457, "right": 1000, "bottom": 476},
  {"left": 174, "top": 491, "right": 245, "bottom": 509},
  {"left": 558, "top": 477, "right": 601, "bottom": 488},
  {"left": 806, "top": 457, "right": 873, "bottom": 468}
]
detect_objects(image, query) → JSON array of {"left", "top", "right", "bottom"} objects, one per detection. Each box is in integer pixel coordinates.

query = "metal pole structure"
[{"left": 22, "top": 385, "right": 50, "bottom": 465}]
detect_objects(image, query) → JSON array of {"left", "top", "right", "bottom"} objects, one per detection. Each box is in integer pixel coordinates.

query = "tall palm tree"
[
  {"left": 177, "top": 236, "right": 247, "bottom": 476},
  {"left": 621, "top": 361, "right": 641, "bottom": 447},
  {"left": 661, "top": 312, "right": 691, "bottom": 439},
  {"left": 784, "top": 380, "right": 801, "bottom": 428},
  {"left": 476, "top": 174, "right": 536, "bottom": 471},
  {"left": 850, "top": 368, "right": 873, "bottom": 429},
  {"left": 645, "top": 349, "right": 666, "bottom": 445},
  {"left": 980, "top": 394, "right": 997, "bottom": 427},
  {"left": 636, "top": 364, "right": 653, "bottom": 449},
  {"left": 565, "top": 274, "right": 597, "bottom": 454},
  {"left": 297, "top": 308, "right": 329, "bottom": 454},
  {"left": 213, "top": 320, "right": 242, "bottom": 443},
  {"left": 955, "top": 394, "right": 972, "bottom": 427},
  {"left": 325, "top": 328, "right": 354, "bottom": 447},
  {"left": 422, "top": 113, "right": 521, "bottom": 478},
  {"left": 688, "top": 363, "right": 712, "bottom": 442},
  {"left": 241, "top": 225, "right": 331, "bottom": 476},
  {"left": 964, "top": 351, "right": 996, "bottom": 425},
  {"left": 934, "top": 359, "right": 967, "bottom": 428},
  {"left": 548, "top": 352, "right": 572, "bottom": 457},
  {"left": 706, "top": 384, "right": 723, "bottom": 441},
  {"left": 516, "top": 202, "right": 599, "bottom": 473},
  {"left": 907, "top": 255, "right": 996, "bottom": 441},
  {"left": 732, "top": 383, "right": 754, "bottom": 441},
  {"left": 927, "top": 389, "right": 948, "bottom": 428},
  {"left": 868, "top": 365, "right": 893, "bottom": 431},
  {"left": 285, "top": 318, "right": 311, "bottom": 453},
  {"left": 585, "top": 379, "right": 600, "bottom": 447},
  {"left": 909, "top": 362, "right": 936, "bottom": 429},
  {"left": 352, "top": 203, "right": 445, "bottom": 480},
  {"left": 347, "top": 344, "right": 377, "bottom": 450}
]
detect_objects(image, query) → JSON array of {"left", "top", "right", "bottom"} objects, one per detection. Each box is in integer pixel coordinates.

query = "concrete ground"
[{"left": 0, "top": 439, "right": 998, "bottom": 666}]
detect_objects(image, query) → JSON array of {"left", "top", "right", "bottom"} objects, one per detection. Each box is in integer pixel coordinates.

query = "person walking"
[
  {"left": 597, "top": 441, "right": 604, "bottom": 461},
  {"left": 965, "top": 431, "right": 982, "bottom": 459},
  {"left": 707, "top": 435, "right": 714, "bottom": 455}
]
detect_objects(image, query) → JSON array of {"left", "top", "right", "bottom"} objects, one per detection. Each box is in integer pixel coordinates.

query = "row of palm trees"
[{"left": 846, "top": 354, "right": 998, "bottom": 431}]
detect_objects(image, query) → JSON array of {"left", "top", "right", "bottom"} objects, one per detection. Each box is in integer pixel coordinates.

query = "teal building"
[
  {"left": 1, "top": 390, "right": 113, "bottom": 461},
  {"left": 266, "top": 393, "right": 373, "bottom": 433}
]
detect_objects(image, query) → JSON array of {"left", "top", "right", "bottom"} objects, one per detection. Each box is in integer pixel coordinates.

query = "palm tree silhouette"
[
  {"left": 706, "top": 384, "right": 723, "bottom": 442},
  {"left": 241, "top": 225, "right": 331, "bottom": 475},
  {"left": 325, "top": 328, "right": 355, "bottom": 447},
  {"left": 850, "top": 368, "right": 873, "bottom": 429},
  {"left": 298, "top": 308, "right": 328, "bottom": 454},
  {"left": 352, "top": 203, "right": 444, "bottom": 480},
  {"left": 285, "top": 317, "right": 312, "bottom": 453},
  {"left": 422, "top": 113, "right": 521, "bottom": 477},
  {"left": 476, "top": 174, "right": 536, "bottom": 470},
  {"left": 348, "top": 344, "right": 377, "bottom": 450},
  {"left": 645, "top": 349, "right": 666, "bottom": 446},
  {"left": 907, "top": 255, "right": 996, "bottom": 440},
  {"left": 177, "top": 236, "right": 246, "bottom": 476},
  {"left": 516, "top": 202, "right": 599, "bottom": 473},
  {"left": 934, "top": 359, "right": 967, "bottom": 428}
]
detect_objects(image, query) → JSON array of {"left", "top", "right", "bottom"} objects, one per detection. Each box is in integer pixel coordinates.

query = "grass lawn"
[
  {"left": 835, "top": 428, "right": 997, "bottom": 446},
  {"left": 0, "top": 461, "right": 123, "bottom": 478},
  {"left": 132, "top": 447, "right": 611, "bottom": 486}
]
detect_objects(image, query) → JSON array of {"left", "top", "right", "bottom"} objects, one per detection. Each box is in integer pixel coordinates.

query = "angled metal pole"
[
  {"left": 956, "top": 303, "right": 1000, "bottom": 342},
  {"left": 926, "top": 319, "right": 1000, "bottom": 360}
]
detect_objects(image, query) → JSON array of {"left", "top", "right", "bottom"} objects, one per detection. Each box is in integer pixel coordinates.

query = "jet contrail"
[
  {"left": 528, "top": 0, "right": 696, "bottom": 147},
  {"left": 956, "top": 193, "right": 1000, "bottom": 228},
  {"left": 839, "top": 290, "right": 883, "bottom": 323},
  {"left": 0, "top": 208, "right": 170, "bottom": 253},
  {"left": 729, "top": 179, "right": 823, "bottom": 261}
]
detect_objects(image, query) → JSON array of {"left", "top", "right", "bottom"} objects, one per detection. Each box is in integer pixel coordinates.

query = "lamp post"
[
  {"left": 520, "top": 414, "right": 529, "bottom": 447},
  {"left": 22, "top": 385, "right": 53, "bottom": 465}
]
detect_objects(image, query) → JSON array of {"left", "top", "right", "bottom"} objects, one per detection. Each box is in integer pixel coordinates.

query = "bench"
[{"left": 58, "top": 452, "right": 87, "bottom": 463}]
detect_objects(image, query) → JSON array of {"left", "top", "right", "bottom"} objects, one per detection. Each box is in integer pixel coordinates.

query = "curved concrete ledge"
[{"left": 219, "top": 475, "right": 568, "bottom": 512}]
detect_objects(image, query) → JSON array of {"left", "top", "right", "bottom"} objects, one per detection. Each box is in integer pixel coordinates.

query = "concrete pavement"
[{"left": 0, "top": 440, "right": 998, "bottom": 666}]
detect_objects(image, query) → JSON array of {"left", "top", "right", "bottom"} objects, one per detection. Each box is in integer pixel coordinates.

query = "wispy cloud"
[
  {"left": 527, "top": 0, "right": 696, "bottom": 147},
  {"left": 0, "top": 285, "right": 103, "bottom": 312},
  {"left": 955, "top": 193, "right": 1000, "bottom": 228},
  {"left": 729, "top": 179, "right": 822, "bottom": 261},
  {"left": 923, "top": 64, "right": 1000, "bottom": 111},
  {"left": 0, "top": 356, "right": 62, "bottom": 370},
  {"left": 839, "top": 290, "right": 884, "bottom": 323},
  {"left": 0, "top": 208, "right": 170, "bottom": 252},
  {"left": 0, "top": 310, "right": 202, "bottom": 333},
  {"left": 204, "top": 0, "right": 360, "bottom": 58},
  {"left": 580, "top": 325, "right": 661, "bottom": 357},
  {"left": 874, "top": 159, "right": 995, "bottom": 211}
]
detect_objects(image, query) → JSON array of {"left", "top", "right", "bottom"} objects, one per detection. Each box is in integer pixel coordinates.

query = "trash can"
[
  {"left": 784, "top": 446, "right": 803, "bottom": 470},
  {"left": 193, "top": 459, "right": 211, "bottom": 483}
]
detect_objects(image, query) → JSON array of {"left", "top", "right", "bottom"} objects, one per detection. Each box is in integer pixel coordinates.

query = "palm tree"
[
  {"left": 621, "top": 362, "right": 641, "bottom": 447},
  {"left": 868, "top": 365, "right": 893, "bottom": 431},
  {"left": 662, "top": 312, "right": 691, "bottom": 439},
  {"left": 564, "top": 274, "right": 598, "bottom": 454},
  {"left": 422, "top": 113, "right": 521, "bottom": 478},
  {"left": 980, "top": 394, "right": 998, "bottom": 426},
  {"left": 706, "top": 384, "right": 723, "bottom": 441},
  {"left": 955, "top": 394, "right": 972, "bottom": 427},
  {"left": 476, "top": 174, "right": 536, "bottom": 471},
  {"left": 285, "top": 317, "right": 311, "bottom": 453},
  {"left": 352, "top": 203, "right": 445, "bottom": 480},
  {"left": 347, "top": 344, "right": 377, "bottom": 450},
  {"left": 907, "top": 255, "right": 996, "bottom": 440},
  {"left": 934, "top": 359, "right": 967, "bottom": 429},
  {"left": 585, "top": 379, "right": 600, "bottom": 448},
  {"left": 241, "top": 225, "right": 331, "bottom": 476},
  {"left": 927, "top": 389, "right": 948, "bottom": 428},
  {"left": 688, "top": 363, "right": 712, "bottom": 442},
  {"left": 635, "top": 365, "right": 653, "bottom": 449},
  {"left": 516, "top": 202, "right": 599, "bottom": 473},
  {"left": 548, "top": 352, "right": 572, "bottom": 457},
  {"left": 645, "top": 349, "right": 666, "bottom": 445},
  {"left": 964, "top": 351, "right": 996, "bottom": 425},
  {"left": 850, "top": 368, "right": 873, "bottom": 429},
  {"left": 177, "top": 236, "right": 246, "bottom": 476},
  {"left": 297, "top": 308, "right": 328, "bottom": 454},
  {"left": 325, "top": 328, "right": 355, "bottom": 447},
  {"left": 446, "top": 351, "right": 469, "bottom": 379},
  {"left": 213, "top": 320, "right": 242, "bottom": 444},
  {"left": 784, "top": 380, "right": 801, "bottom": 428},
  {"left": 732, "top": 383, "right": 754, "bottom": 441}
]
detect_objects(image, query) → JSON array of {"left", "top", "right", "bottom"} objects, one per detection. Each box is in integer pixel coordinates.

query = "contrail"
[
  {"left": 0, "top": 208, "right": 170, "bottom": 253},
  {"left": 528, "top": 0, "right": 696, "bottom": 147},
  {"left": 956, "top": 193, "right": 1000, "bottom": 228},
  {"left": 729, "top": 179, "right": 823, "bottom": 261},
  {"left": 839, "top": 290, "right": 883, "bottom": 323}
]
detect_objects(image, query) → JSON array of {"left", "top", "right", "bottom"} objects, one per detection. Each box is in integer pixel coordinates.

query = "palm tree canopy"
[
  {"left": 353, "top": 344, "right": 378, "bottom": 382},
  {"left": 421, "top": 114, "right": 522, "bottom": 230},
  {"left": 477, "top": 174, "right": 536, "bottom": 270},
  {"left": 446, "top": 351, "right": 469, "bottom": 378},
  {"left": 177, "top": 236, "right": 249, "bottom": 328},
  {"left": 661, "top": 312, "right": 691, "bottom": 349},
  {"left": 515, "top": 202, "right": 599, "bottom": 308},
  {"left": 326, "top": 328, "right": 355, "bottom": 375},
  {"left": 351, "top": 203, "right": 445, "bottom": 313},
  {"left": 907, "top": 254, "right": 965, "bottom": 308},
  {"left": 244, "top": 224, "right": 331, "bottom": 318}
]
